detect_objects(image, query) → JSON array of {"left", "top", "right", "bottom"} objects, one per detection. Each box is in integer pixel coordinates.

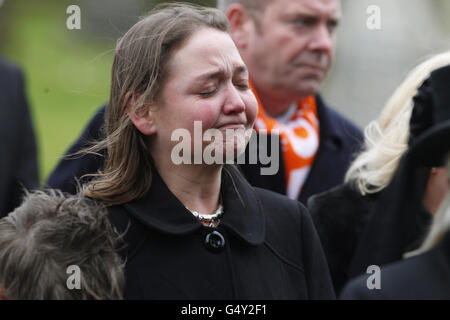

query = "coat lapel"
[{"left": 120, "top": 165, "right": 266, "bottom": 245}]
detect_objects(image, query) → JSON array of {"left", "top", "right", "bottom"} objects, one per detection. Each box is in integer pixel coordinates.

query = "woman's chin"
[{"left": 201, "top": 141, "right": 248, "bottom": 164}]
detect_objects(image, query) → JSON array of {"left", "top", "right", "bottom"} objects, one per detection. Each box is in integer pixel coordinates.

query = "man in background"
[
  {"left": 0, "top": 56, "right": 39, "bottom": 217},
  {"left": 222, "top": 0, "right": 362, "bottom": 203}
]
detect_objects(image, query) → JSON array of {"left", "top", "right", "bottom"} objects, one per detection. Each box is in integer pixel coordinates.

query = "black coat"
[
  {"left": 307, "top": 183, "right": 380, "bottom": 294},
  {"left": 108, "top": 165, "right": 335, "bottom": 299},
  {"left": 0, "top": 56, "right": 39, "bottom": 217},
  {"left": 340, "top": 231, "right": 450, "bottom": 300},
  {"left": 308, "top": 152, "right": 433, "bottom": 295},
  {"left": 346, "top": 154, "right": 432, "bottom": 279},
  {"left": 46, "top": 96, "right": 362, "bottom": 205}
]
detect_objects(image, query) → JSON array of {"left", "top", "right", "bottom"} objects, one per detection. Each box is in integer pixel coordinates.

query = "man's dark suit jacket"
[
  {"left": 0, "top": 56, "right": 39, "bottom": 217},
  {"left": 46, "top": 95, "right": 362, "bottom": 204}
]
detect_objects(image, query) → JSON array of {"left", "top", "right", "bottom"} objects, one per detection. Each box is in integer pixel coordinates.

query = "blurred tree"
[
  {"left": 79, "top": 0, "right": 218, "bottom": 41},
  {"left": 0, "top": 0, "right": 15, "bottom": 49}
]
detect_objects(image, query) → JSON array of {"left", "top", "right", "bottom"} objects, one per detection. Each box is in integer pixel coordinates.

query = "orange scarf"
[{"left": 252, "top": 92, "right": 320, "bottom": 200}]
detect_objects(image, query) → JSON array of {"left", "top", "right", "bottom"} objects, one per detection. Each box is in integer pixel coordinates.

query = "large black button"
[{"left": 204, "top": 231, "right": 225, "bottom": 252}]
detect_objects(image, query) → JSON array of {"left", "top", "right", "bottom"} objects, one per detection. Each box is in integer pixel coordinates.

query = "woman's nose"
[{"left": 223, "top": 84, "right": 245, "bottom": 114}]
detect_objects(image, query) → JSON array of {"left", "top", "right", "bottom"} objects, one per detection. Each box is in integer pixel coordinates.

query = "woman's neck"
[{"left": 154, "top": 159, "right": 223, "bottom": 215}]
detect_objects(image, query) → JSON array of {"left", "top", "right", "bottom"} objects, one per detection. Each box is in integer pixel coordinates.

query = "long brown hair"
[{"left": 83, "top": 4, "right": 229, "bottom": 205}]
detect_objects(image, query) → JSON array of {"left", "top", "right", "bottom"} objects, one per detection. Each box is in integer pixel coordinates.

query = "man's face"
[{"left": 243, "top": 0, "right": 340, "bottom": 100}]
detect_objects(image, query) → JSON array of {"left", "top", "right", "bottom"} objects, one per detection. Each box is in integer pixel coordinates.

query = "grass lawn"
[{"left": 2, "top": 0, "right": 113, "bottom": 183}]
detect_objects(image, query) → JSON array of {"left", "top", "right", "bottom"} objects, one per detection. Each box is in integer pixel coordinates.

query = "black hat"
[{"left": 408, "top": 64, "right": 450, "bottom": 167}]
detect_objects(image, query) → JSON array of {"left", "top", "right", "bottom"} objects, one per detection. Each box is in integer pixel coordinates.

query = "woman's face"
[{"left": 150, "top": 27, "right": 258, "bottom": 164}]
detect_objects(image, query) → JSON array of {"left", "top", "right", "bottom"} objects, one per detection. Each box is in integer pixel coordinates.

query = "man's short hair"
[
  {"left": 0, "top": 190, "right": 124, "bottom": 299},
  {"left": 217, "top": 0, "right": 271, "bottom": 13}
]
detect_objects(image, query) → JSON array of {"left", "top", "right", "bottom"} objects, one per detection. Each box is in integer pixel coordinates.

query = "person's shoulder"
[
  {"left": 252, "top": 187, "right": 312, "bottom": 268},
  {"left": 328, "top": 106, "right": 361, "bottom": 133},
  {"left": 339, "top": 272, "right": 379, "bottom": 299},
  {"left": 0, "top": 56, "right": 18, "bottom": 72},
  {"left": 104, "top": 203, "right": 134, "bottom": 243},
  {"left": 252, "top": 187, "right": 310, "bottom": 239},
  {"left": 340, "top": 246, "right": 450, "bottom": 300},
  {"left": 0, "top": 56, "right": 23, "bottom": 79},
  {"left": 253, "top": 186, "right": 308, "bottom": 221},
  {"left": 316, "top": 95, "right": 363, "bottom": 141},
  {"left": 340, "top": 259, "right": 414, "bottom": 300},
  {"left": 308, "top": 183, "right": 374, "bottom": 220},
  {"left": 106, "top": 202, "right": 149, "bottom": 260},
  {"left": 308, "top": 183, "right": 360, "bottom": 209},
  {"left": 84, "top": 104, "right": 107, "bottom": 138},
  {"left": 339, "top": 259, "right": 409, "bottom": 299},
  {"left": 227, "top": 165, "right": 308, "bottom": 231},
  {"left": 307, "top": 183, "right": 377, "bottom": 264},
  {"left": 106, "top": 203, "right": 130, "bottom": 231}
]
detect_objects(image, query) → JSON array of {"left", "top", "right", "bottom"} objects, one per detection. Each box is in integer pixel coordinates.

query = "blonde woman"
[
  {"left": 83, "top": 4, "right": 334, "bottom": 299},
  {"left": 341, "top": 65, "right": 450, "bottom": 299},
  {"left": 308, "top": 52, "right": 450, "bottom": 294},
  {"left": 341, "top": 165, "right": 450, "bottom": 299}
]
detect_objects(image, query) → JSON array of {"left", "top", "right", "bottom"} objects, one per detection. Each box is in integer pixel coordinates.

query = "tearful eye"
[{"left": 199, "top": 88, "right": 217, "bottom": 97}]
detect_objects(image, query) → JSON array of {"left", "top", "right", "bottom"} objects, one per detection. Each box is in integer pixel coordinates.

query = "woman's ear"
[
  {"left": 125, "top": 94, "right": 157, "bottom": 136},
  {"left": 227, "top": 4, "right": 254, "bottom": 50}
]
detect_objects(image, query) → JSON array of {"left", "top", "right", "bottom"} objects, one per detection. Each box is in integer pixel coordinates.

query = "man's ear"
[
  {"left": 227, "top": 4, "right": 255, "bottom": 50},
  {"left": 125, "top": 94, "right": 157, "bottom": 136}
]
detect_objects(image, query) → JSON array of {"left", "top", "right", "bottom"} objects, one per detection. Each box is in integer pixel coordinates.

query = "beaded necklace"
[{"left": 186, "top": 204, "right": 224, "bottom": 228}]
